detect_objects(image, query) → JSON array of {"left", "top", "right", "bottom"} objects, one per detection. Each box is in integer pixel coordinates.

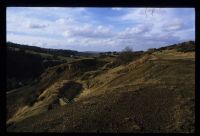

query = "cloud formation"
[
  {"left": 162, "top": 19, "right": 184, "bottom": 31},
  {"left": 7, "top": 8, "right": 195, "bottom": 51}
]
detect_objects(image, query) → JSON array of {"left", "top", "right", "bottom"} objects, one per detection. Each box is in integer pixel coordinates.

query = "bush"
[
  {"left": 147, "top": 48, "right": 157, "bottom": 54},
  {"left": 176, "top": 43, "right": 195, "bottom": 52},
  {"left": 115, "top": 46, "right": 135, "bottom": 65},
  {"left": 56, "top": 67, "right": 64, "bottom": 74}
]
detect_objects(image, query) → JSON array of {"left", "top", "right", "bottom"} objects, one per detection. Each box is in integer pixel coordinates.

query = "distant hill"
[{"left": 7, "top": 42, "right": 79, "bottom": 57}]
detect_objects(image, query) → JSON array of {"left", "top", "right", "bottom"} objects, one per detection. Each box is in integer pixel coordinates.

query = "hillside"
[
  {"left": 6, "top": 42, "right": 100, "bottom": 91},
  {"left": 7, "top": 43, "right": 67, "bottom": 91},
  {"left": 6, "top": 41, "right": 195, "bottom": 133},
  {"left": 7, "top": 42, "right": 79, "bottom": 57}
]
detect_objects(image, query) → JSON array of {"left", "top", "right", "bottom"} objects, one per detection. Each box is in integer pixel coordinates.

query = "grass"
[{"left": 7, "top": 49, "right": 195, "bottom": 133}]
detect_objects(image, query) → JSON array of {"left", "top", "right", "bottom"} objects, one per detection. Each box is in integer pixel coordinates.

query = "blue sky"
[{"left": 7, "top": 7, "right": 195, "bottom": 51}]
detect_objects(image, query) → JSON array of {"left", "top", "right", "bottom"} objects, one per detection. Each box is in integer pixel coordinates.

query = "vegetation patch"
[{"left": 58, "top": 81, "right": 83, "bottom": 102}]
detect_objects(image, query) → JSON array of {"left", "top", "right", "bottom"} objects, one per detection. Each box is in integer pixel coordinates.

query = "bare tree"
[
  {"left": 115, "top": 46, "right": 135, "bottom": 65},
  {"left": 123, "top": 46, "right": 133, "bottom": 52}
]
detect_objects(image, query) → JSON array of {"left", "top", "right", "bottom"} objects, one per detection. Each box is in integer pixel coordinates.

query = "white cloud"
[
  {"left": 111, "top": 8, "right": 123, "bottom": 11},
  {"left": 6, "top": 7, "right": 195, "bottom": 51},
  {"left": 63, "top": 30, "right": 71, "bottom": 37},
  {"left": 26, "top": 22, "right": 48, "bottom": 29},
  {"left": 62, "top": 24, "right": 115, "bottom": 38},
  {"left": 55, "top": 18, "right": 65, "bottom": 24},
  {"left": 162, "top": 19, "right": 184, "bottom": 31}
]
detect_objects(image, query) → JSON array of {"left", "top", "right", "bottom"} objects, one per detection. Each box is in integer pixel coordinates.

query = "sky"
[{"left": 7, "top": 7, "right": 195, "bottom": 51}]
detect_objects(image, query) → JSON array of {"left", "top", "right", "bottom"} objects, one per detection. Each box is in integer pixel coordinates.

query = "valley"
[{"left": 6, "top": 41, "right": 195, "bottom": 132}]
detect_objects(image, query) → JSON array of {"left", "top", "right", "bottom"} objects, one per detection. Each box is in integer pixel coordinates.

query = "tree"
[
  {"left": 147, "top": 48, "right": 156, "bottom": 54},
  {"left": 115, "top": 46, "right": 135, "bottom": 65}
]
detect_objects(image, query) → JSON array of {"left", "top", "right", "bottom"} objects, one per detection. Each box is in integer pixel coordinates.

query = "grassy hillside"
[
  {"left": 7, "top": 42, "right": 79, "bottom": 57},
  {"left": 6, "top": 42, "right": 95, "bottom": 91},
  {"left": 157, "top": 41, "right": 195, "bottom": 52},
  {"left": 6, "top": 41, "right": 195, "bottom": 133}
]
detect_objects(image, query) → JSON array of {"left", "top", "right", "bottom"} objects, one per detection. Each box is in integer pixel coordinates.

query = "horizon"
[
  {"left": 7, "top": 7, "right": 195, "bottom": 52},
  {"left": 7, "top": 40, "right": 195, "bottom": 53}
]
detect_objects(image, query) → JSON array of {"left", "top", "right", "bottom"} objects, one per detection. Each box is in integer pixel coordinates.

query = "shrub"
[
  {"left": 147, "top": 48, "right": 156, "bottom": 54},
  {"left": 176, "top": 43, "right": 195, "bottom": 52},
  {"left": 56, "top": 67, "right": 64, "bottom": 74},
  {"left": 115, "top": 46, "right": 135, "bottom": 65}
]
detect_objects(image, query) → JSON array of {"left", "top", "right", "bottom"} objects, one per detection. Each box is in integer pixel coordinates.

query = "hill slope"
[{"left": 7, "top": 42, "right": 195, "bottom": 133}]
